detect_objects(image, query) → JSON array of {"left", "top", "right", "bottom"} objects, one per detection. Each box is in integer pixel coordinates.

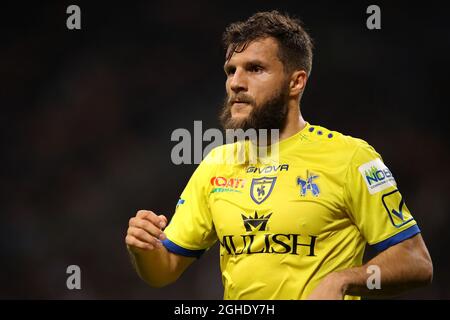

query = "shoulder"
[
  {"left": 307, "top": 123, "right": 369, "bottom": 148},
  {"left": 202, "top": 142, "right": 238, "bottom": 164},
  {"left": 307, "top": 123, "right": 379, "bottom": 163},
  {"left": 198, "top": 141, "right": 248, "bottom": 175}
]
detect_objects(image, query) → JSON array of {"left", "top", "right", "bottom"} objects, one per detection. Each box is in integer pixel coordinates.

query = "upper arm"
[
  {"left": 163, "top": 155, "right": 218, "bottom": 259},
  {"left": 343, "top": 142, "right": 421, "bottom": 252},
  {"left": 393, "top": 233, "right": 426, "bottom": 251}
]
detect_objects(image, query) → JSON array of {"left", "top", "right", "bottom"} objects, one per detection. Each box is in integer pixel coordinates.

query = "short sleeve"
[
  {"left": 162, "top": 159, "right": 217, "bottom": 258},
  {"left": 343, "top": 141, "right": 420, "bottom": 252}
]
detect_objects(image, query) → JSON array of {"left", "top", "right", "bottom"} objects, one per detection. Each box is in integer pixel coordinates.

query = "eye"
[
  {"left": 249, "top": 65, "right": 264, "bottom": 73},
  {"left": 225, "top": 67, "right": 236, "bottom": 76}
]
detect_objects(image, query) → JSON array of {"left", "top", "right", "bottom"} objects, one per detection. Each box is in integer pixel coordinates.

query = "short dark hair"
[{"left": 223, "top": 10, "right": 314, "bottom": 76}]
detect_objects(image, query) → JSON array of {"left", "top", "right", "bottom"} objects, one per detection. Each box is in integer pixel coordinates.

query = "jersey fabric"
[{"left": 162, "top": 122, "right": 420, "bottom": 300}]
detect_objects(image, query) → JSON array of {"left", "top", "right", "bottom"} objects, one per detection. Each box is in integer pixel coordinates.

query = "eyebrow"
[{"left": 224, "top": 59, "right": 267, "bottom": 72}]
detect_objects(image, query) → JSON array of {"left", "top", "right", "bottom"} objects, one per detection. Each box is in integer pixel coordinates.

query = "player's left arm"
[
  {"left": 309, "top": 140, "right": 433, "bottom": 300},
  {"left": 307, "top": 233, "right": 433, "bottom": 299}
]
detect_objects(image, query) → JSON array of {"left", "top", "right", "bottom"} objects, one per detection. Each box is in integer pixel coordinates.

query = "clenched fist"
[{"left": 126, "top": 210, "right": 168, "bottom": 251}]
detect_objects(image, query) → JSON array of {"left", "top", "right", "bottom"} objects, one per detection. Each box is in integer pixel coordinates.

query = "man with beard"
[{"left": 126, "top": 11, "right": 432, "bottom": 300}]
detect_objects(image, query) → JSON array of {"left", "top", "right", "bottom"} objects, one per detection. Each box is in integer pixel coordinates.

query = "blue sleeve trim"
[
  {"left": 162, "top": 238, "right": 205, "bottom": 258},
  {"left": 372, "top": 224, "right": 421, "bottom": 252}
]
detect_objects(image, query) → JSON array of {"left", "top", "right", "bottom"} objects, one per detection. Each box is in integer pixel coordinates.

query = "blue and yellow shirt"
[{"left": 163, "top": 122, "right": 420, "bottom": 299}]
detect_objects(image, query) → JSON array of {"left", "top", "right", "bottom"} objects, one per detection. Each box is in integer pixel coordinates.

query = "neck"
[{"left": 279, "top": 103, "right": 306, "bottom": 141}]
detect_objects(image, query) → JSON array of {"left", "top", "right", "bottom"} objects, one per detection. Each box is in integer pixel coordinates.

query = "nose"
[{"left": 229, "top": 68, "right": 248, "bottom": 94}]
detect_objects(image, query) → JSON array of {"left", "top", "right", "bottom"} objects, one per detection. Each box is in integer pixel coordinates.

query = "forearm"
[
  {"left": 336, "top": 236, "right": 433, "bottom": 297},
  {"left": 336, "top": 262, "right": 427, "bottom": 297},
  {"left": 128, "top": 245, "right": 179, "bottom": 287}
]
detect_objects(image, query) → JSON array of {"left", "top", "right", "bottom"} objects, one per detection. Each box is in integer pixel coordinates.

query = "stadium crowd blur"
[{"left": 1, "top": 1, "right": 449, "bottom": 299}]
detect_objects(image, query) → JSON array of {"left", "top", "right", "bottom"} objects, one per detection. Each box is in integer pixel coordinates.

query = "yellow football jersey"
[{"left": 162, "top": 122, "right": 420, "bottom": 300}]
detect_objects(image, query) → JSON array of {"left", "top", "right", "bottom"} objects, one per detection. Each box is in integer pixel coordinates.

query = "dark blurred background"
[{"left": 1, "top": 0, "right": 449, "bottom": 299}]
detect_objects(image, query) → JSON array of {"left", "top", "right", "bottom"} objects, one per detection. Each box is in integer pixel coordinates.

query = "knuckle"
[
  {"left": 139, "top": 219, "right": 149, "bottom": 228},
  {"left": 126, "top": 226, "right": 136, "bottom": 235},
  {"left": 125, "top": 235, "right": 134, "bottom": 245},
  {"left": 146, "top": 210, "right": 156, "bottom": 218},
  {"left": 129, "top": 227, "right": 140, "bottom": 238},
  {"left": 136, "top": 210, "right": 151, "bottom": 218}
]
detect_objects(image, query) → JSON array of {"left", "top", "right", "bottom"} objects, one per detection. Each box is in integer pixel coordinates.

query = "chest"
[{"left": 208, "top": 162, "right": 349, "bottom": 238}]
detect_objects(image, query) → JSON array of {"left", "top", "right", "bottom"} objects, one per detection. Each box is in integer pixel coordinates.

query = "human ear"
[{"left": 289, "top": 70, "right": 308, "bottom": 97}]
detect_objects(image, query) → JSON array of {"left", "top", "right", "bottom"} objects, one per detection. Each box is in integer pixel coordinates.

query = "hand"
[
  {"left": 307, "top": 272, "right": 347, "bottom": 300},
  {"left": 125, "top": 210, "right": 168, "bottom": 251}
]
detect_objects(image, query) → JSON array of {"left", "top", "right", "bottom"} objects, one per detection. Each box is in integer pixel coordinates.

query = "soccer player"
[{"left": 125, "top": 11, "right": 433, "bottom": 299}]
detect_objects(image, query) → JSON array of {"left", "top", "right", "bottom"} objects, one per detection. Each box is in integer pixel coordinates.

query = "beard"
[{"left": 219, "top": 80, "right": 290, "bottom": 134}]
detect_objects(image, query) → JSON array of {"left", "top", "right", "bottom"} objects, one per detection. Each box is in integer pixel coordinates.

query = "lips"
[
  {"left": 231, "top": 100, "right": 251, "bottom": 105},
  {"left": 231, "top": 102, "right": 251, "bottom": 116}
]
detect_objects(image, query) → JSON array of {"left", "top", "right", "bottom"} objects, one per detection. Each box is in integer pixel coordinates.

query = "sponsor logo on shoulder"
[
  {"left": 358, "top": 158, "right": 396, "bottom": 194},
  {"left": 382, "top": 189, "right": 414, "bottom": 228}
]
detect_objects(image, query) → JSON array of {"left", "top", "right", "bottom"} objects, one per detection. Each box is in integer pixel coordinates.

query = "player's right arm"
[
  {"left": 126, "top": 148, "right": 219, "bottom": 287},
  {"left": 125, "top": 209, "right": 195, "bottom": 288}
]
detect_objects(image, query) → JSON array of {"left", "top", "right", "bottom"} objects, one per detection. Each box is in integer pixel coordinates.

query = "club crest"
[{"left": 250, "top": 176, "right": 277, "bottom": 204}]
